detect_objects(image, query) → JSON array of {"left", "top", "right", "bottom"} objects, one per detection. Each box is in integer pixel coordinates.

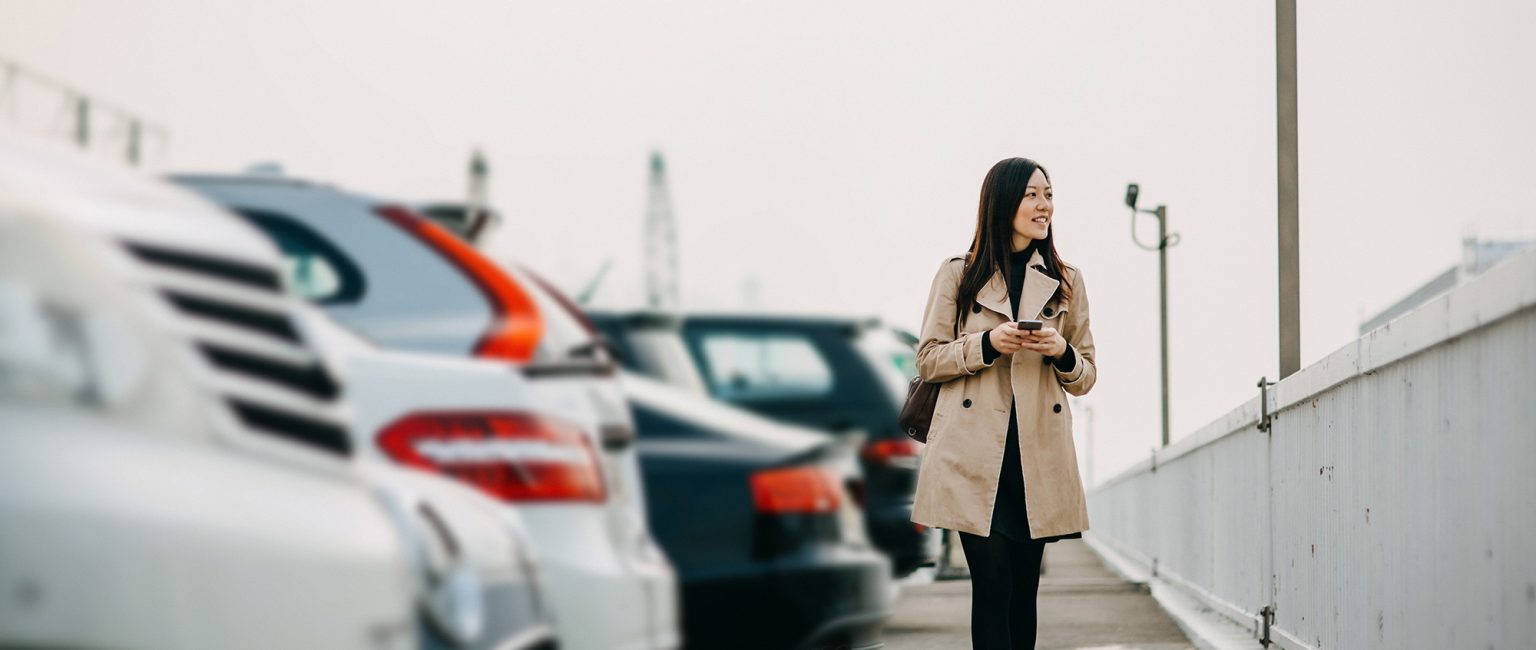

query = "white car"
[
  {"left": 359, "top": 461, "right": 559, "bottom": 650},
  {"left": 174, "top": 173, "right": 681, "bottom": 650},
  {"left": 299, "top": 304, "right": 577, "bottom": 648},
  {"left": 0, "top": 133, "right": 556, "bottom": 650}
]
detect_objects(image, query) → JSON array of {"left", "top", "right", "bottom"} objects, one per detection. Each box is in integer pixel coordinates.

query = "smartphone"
[{"left": 1017, "top": 319, "right": 1043, "bottom": 331}]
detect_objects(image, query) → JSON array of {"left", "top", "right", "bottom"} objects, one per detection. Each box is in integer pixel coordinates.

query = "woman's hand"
[
  {"left": 988, "top": 322, "right": 1027, "bottom": 354},
  {"left": 1019, "top": 326, "right": 1068, "bottom": 358}
]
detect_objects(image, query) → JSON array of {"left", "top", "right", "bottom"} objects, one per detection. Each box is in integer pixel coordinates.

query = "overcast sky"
[{"left": 5, "top": 0, "right": 1533, "bottom": 480}]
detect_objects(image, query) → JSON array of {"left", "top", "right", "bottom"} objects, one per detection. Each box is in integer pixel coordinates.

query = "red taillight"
[
  {"left": 860, "top": 438, "right": 921, "bottom": 465},
  {"left": 377, "top": 411, "right": 605, "bottom": 503},
  {"left": 750, "top": 466, "right": 843, "bottom": 515},
  {"left": 374, "top": 205, "right": 543, "bottom": 363}
]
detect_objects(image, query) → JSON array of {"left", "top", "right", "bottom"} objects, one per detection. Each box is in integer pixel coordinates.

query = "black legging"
[{"left": 958, "top": 530, "right": 1046, "bottom": 650}]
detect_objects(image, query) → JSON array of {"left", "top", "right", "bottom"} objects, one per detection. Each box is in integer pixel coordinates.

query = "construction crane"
[{"left": 644, "top": 150, "right": 680, "bottom": 311}]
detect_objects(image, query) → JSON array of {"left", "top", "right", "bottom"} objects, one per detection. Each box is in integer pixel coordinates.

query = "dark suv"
[{"left": 591, "top": 311, "right": 939, "bottom": 577}]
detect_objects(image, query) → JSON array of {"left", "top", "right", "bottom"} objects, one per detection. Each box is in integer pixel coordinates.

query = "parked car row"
[
  {"left": 0, "top": 134, "right": 556, "bottom": 650},
  {"left": 0, "top": 132, "right": 909, "bottom": 649},
  {"left": 586, "top": 313, "right": 941, "bottom": 577}
]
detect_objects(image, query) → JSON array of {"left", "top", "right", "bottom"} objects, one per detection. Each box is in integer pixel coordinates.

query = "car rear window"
[
  {"left": 695, "top": 332, "right": 835, "bottom": 401},
  {"left": 182, "top": 182, "right": 495, "bottom": 357}
]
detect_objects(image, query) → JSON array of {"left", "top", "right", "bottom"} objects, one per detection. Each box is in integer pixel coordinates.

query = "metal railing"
[
  {"left": 0, "top": 57, "right": 168, "bottom": 165},
  {"left": 1087, "top": 247, "right": 1536, "bottom": 650}
]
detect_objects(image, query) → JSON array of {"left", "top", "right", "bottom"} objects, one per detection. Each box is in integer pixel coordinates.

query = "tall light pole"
[
  {"left": 74, "top": 95, "right": 90, "bottom": 148},
  {"left": 1126, "top": 183, "right": 1180, "bottom": 447},
  {"left": 1071, "top": 397, "right": 1097, "bottom": 488},
  {"left": 1276, "top": 0, "right": 1301, "bottom": 378}
]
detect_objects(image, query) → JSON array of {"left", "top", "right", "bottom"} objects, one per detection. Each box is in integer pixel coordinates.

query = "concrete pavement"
[{"left": 885, "top": 538, "right": 1193, "bottom": 650}]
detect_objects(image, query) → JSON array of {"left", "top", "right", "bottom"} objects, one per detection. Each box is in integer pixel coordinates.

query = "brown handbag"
[
  {"left": 898, "top": 314, "right": 959, "bottom": 444},
  {"left": 899, "top": 375, "right": 940, "bottom": 443}
]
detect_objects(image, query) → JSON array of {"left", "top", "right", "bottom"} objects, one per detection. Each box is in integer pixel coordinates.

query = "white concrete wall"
[{"left": 1088, "top": 247, "right": 1536, "bottom": 650}]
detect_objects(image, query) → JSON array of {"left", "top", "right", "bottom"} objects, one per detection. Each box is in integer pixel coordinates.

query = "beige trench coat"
[{"left": 910, "top": 249, "right": 1097, "bottom": 539}]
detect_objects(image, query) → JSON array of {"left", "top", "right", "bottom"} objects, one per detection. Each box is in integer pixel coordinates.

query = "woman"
[{"left": 911, "top": 157, "right": 1097, "bottom": 649}]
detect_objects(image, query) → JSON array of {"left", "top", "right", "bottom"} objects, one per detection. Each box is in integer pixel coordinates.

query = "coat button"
[
  {"left": 971, "top": 303, "right": 981, "bottom": 314},
  {"left": 1053, "top": 403, "right": 1062, "bottom": 413},
  {"left": 1042, "top": 307, "right": 1054, "bottom": 317},
  {"left": 962, "top": 399, "right": 972, "bottom": 408}
]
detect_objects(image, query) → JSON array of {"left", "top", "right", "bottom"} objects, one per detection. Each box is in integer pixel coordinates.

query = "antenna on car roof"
[{"left": 576, "top": 258, "right": 613, "bottom": 306}]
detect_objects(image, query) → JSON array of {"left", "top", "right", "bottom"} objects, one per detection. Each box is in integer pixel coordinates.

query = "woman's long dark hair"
[{"left": 957, "top": 157, "right": 1073, "bottom": 330}]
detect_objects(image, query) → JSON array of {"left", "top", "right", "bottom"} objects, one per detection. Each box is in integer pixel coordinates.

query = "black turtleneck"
[{"left": 979, "top": 244, "right": 1077, "bottom": 371}]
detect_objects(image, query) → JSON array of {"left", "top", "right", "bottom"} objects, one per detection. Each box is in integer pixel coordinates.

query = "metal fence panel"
[{"left": 1087, "top": 250, "right": 1536, "bottom": 650}]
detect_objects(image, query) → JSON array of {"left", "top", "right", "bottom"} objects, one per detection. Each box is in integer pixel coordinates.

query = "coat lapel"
[
  {"left": 973, "top": 247, "right": 1060, "bottom": 320},
  {"left": 1020, "top": 248, "right": 1060, "bottom": 321},
  {"left": 974, "top": 270, "right": 1011, "bottom": 317}
]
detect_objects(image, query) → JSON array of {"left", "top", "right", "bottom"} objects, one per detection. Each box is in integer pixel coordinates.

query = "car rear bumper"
[
  {"left": 678, "top": 545, "right": 892, "bottom": 650},
  {"left": 517, "top": 506, "right": 680, "bottom": 650}
]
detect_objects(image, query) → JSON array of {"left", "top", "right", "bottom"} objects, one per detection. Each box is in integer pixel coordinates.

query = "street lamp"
[{"left": 1125, "top": 183, "right": 1180, "bottom": 448}]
